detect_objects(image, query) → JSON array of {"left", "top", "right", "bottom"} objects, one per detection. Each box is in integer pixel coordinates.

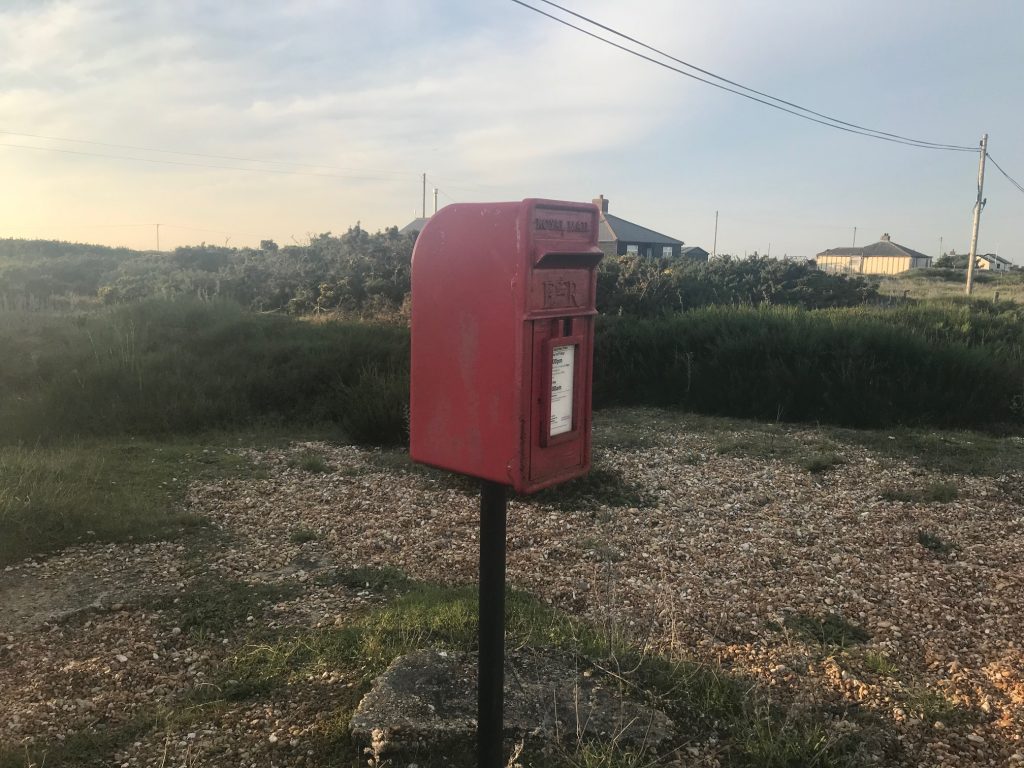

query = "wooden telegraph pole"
[{"left": 965, "top": 134, "right": 988, "bottom": 295}]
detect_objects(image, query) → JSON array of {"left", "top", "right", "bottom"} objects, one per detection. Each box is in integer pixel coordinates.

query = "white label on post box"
[{"left": 550, "top": 344, "right": 575, "bottom": 437}]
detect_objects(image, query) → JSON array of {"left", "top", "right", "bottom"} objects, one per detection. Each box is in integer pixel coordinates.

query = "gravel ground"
[{"left": 2, "top": 408, "right": 1023, "bottom": 767}]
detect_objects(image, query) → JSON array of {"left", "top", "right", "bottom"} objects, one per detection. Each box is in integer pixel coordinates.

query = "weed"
[
  {"left": 529, "top": 464, "right": 654, "bottom": 511},
  {"left": 288, "top": 449, "right": 332, "bottom": 474},
  {"left": 903, "top": 686, "right": 976, "bottom": 725},
  {"left": 0, "top": 440, "right": 255, "bottom": 566},
  {"left": 288, "top": 527, "right": 320, "bottom": 544},
  {"left": 0, "top": 713, "right": 156, "bottom": 768},
  {"left": 801, "top": 452, "right": 845, "bottom": 473},
  {"left": 881, "top": 482, "right": 959, "bottom": 503},
  {"left": 863, "top": 651, "right": 899, "bottom": 677},
  {"left": 917, "top": 530, "right": 957, "bottom": 556},
  {"left": 315, "top": 565, "right": 413, "bottom": 592},
  {"left": 784, "top": 613, "right": 870, "bottom": 648},
  {"left": 147, "top": 577, "right": 301, "bottom": 636}
]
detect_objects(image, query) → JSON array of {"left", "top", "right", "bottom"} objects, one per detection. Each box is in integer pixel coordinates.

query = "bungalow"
[
  {"left": 593, "top": 196, "right": 686, "bottom": 259},
  {"left": 975, "top": 253, "right": 1012, "bottom": 271},
  {"left": 816, "top": 234, "right": 931, "bottom": 275}
]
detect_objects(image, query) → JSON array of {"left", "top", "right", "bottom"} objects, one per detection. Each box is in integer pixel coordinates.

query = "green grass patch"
[
  {"left": 0, "top": 712, "right": 156, "bottom": 768},
  {"left": 801, "top": 452, "right": 846, "bottom": 473},
  {"left": 528, "top": 463, "right": 655, "bottom": 510},
  {"left": 215, "top": 581, "right": 872, "bottom": 766},
  {"left": 903, "top": 686, "right": 977, "bottom": 725},
  {"left": 784, "top": 613, "right": 870, "bottom": 648},
  {"left": 288, "top": 527, "right": 321, "bottom": 544},
  {"left": 881, "top": 481, "right": 959, "bottom": 503},
  {"left": 863, "top": 651, "right": 899, "bottom": 677},
  {"left": 829, "top": 426, "right": 1024, "bottom": 477},
  {"left": 146, "top": 577, "right": 301, "bottom": 636},
  {"left": 917, "top": 530, "right": 958, "bottom": 556},
  {"left": 315, "top": 565, "right": 413, "bottom": 592},
  {"left": 287, "top": 449, "right": 332, "bottom": 474},
  {"left": 0, "top": 438, "right": 258, "bottom": 566}
]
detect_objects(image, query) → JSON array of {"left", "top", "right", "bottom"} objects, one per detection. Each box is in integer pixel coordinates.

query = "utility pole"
[
  {"left": 156, "top": 223, "right": 161, "bottom": 252},
  {"left": 852, "top": 226, "right": 857, "bottom": 247},
  {"left": 422, "top": 173, "right": 427, "bottom": 219},
  {"left": 433, "top": 187, "right": 439, "bottom": 215},
  {"left": 965, "top": 134, "right": 988, "bottom": 296},
  {"left": 712, "top": 210, "right": 718, "bottom": 258}
]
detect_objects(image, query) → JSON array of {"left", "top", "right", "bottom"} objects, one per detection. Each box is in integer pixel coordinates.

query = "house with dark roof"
[
  {"left": 679, "top": 245, "right": 710, "bottom": 262},
  {"left": 975, "top": 253, "right": 1012, "bottom": 271},
  {"left": 816, "top": 234, "right": 931, "bottom": 275},
  {"left": 399, "top": 217, "right": 430, "bottom": 236},
  {"left": 592, "top": 196, "right": 686, "bottom": 259}
]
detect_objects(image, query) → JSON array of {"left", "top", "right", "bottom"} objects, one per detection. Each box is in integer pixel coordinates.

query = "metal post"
[
  {"left": 712, "top": 210, "right": 718, "bottom": 258},
  {"left": 965, "top": 134, "right": 988, "bottom": 295},
  {"left": 478, "top": 480, "right": 508, "bottom": 768}
]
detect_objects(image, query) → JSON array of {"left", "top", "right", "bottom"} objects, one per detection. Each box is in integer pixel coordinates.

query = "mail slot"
[{"left": 410, "top": 198, "right": 603, "bottom": 493}]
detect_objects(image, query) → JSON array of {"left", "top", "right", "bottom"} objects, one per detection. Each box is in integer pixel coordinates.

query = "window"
[
  {"left": 625, "top": 244, "right": 639, "bottom": 255},
  {"left": 663, "top": 246, "right": 674, "bottom": 258}
]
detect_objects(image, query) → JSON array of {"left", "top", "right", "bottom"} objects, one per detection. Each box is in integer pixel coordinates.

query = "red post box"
[{"left": 410, "top": 198, "right": 603, "bottom": 493}]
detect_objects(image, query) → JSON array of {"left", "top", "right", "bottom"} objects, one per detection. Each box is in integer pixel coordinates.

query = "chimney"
[
  {"left": 592, "top": 195, "right": 609, "bottom": 214},
  {"left": 880, "top": 233, "right": 890, "bottom": 241}
]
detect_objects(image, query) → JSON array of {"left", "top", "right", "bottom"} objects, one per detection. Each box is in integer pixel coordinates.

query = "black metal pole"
[{"left": 478, "top": 480, "right": 508, "bottom": 768}]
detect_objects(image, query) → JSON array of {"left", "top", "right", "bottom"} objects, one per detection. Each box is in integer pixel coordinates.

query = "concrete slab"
[{"left": 350, "top": 647, "right": 674, "bottom": 764}]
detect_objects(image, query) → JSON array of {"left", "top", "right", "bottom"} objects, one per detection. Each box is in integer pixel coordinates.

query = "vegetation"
[
  {"left": 880, "top": 482, "right": 960, "bottom": 504},
  {"left": 594, "top": 303, "right": 1023, "bottom": 429},
  {"left": 0, "top": 438, "right": 254, "bottom": 566},
  {"left": 783, "top": 613, "right": 871, "bottom": 648},
  {"left": 2, "top": 296, "right": 1021, "bottom": 454},
  {"left": 0, "top": 299, "right": 408, "bottom": 444},
  {"left": 598, "top": 253, "right": 878, "bottom": 315}
]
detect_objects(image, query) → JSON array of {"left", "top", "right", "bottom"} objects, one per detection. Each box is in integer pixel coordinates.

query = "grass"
[
  {"left": 863, "top": 651, "right": 899, "bottom": 677},
  {"left": 880, "top": 481, "right": 959, "bottom": 503},
  {"left": 917, "top": 530, "right": 958, "bottom": 556},
  {"left": 713, "top": 426, "right": 847, "bottom": 474},
  {"left": 879, "top": 269, "right": 1024, "bottom": 304},
  {"left": 145, "top": 577, "right": 302, "bottom": 636},
  {"left": 834, "top": 426, "right": 1024, "bottom": 476},
  {"left": 0, "top": 564, "right": 885, "bottom": 767},
  {"left": 213, "top": 578, "right": 872, "bottom": 767},
  {"left": 902, "top": 686, "right": 976, "bottom": 725},
  {"left": 289, "top": 527, "right": 321, "bottom": 544},
  {"left": 0, "top": 713, "right": 157, "bottom": 768},
  {"left": 288, "top": 449, "right": 333, "bottom": 474},
  {"left": 528, "top": 461, "right": 656, "bottom": 510},
  {"left": 0, "top": 428, "right": 334, "bottom": 566},
  {"left": 783, "top": 613, "right": 870, "bottom": 649}
]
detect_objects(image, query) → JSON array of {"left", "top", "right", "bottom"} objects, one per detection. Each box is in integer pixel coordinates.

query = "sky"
[{"left": 1, "top": 0, "right": 1022, "bottom": 260}]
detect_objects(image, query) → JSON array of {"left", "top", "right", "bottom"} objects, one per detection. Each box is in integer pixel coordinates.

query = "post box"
[{"left": 410, "top": 198, "right": 603, "bottom": 493}]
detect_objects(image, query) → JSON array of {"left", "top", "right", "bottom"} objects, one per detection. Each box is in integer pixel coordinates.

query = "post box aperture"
[{"left": 410, "top": 198, "right": 603, "bottom": 493}]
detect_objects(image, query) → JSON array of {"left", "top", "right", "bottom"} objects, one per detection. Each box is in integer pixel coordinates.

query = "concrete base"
[{"left": 349, "top": 648, "right": 674, "bottom": 764}]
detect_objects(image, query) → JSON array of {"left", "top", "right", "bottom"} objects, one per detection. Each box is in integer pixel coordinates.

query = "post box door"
[{"left": 527, "top": 314, "right": 591, "bottom": 485}]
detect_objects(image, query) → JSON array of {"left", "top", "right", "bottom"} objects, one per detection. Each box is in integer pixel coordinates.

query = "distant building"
[
  {"left": 975, "top": 253, "right": 1012, "bottom": 271},
  {"left": 399, "top": 217, "right": 430, "bottom": 236},
  {"left": 593, "top": 196, "right": 686, "bottom": 259},
  {"left": 679, "top": 246, "right": 710, "bottom": 262},
  {"left": 816, "top": 234, "right": 932, "bottom": 275}
]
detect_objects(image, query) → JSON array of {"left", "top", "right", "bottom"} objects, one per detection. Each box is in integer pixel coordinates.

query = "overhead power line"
[
  {"left": 987, "top": 153, "right": 1024, "bottom": 196},
  {"left": 0, "top": 141, "right": 413, "bottom": 182},
  {"left": 510, "top": 0, "right": 977, "bottom": 152},
  {"left": 0, "top": 129, "right": 413, "bottom": 177}
]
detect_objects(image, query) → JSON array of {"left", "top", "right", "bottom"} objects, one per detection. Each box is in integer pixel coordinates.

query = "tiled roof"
[
  {"left": 817, "top": 239, "right": 930, "bottom": 260},
  {"left": 601, "top": 213, "right": 683, "bottom": 246},
  {"left": 399, "top": 217, "right": 430, "bottom": 235}
]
